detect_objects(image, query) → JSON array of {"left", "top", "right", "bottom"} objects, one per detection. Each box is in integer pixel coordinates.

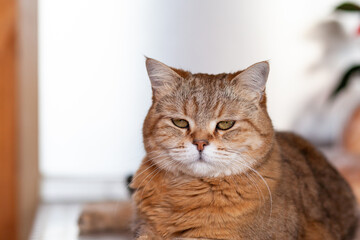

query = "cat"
[{"left": 79, "top": 58, "right": 358, "bottom": 239}]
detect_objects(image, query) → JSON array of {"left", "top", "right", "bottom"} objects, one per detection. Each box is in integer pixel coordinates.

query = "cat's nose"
[{"left": 193, "top": 140, "right": 209, "bottom": 152}]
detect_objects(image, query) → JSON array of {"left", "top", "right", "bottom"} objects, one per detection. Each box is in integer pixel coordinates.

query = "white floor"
[
  {"left": 30, "top": 204, "right": 360, "bottom": 240},
  {"left": 30, "top": 203, "right": 131, "bottom": 240}
]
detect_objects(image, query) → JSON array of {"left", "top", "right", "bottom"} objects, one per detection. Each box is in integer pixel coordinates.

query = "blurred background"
[{"left": 1, "top": 0, "right": 360, "bottom": 240}]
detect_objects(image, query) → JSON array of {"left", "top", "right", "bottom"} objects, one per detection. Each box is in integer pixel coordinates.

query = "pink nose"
[{"left": 193, "top": 140, "right": 209, "bottom": 151}]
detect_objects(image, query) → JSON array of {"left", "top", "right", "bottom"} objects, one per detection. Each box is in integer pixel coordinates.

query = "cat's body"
[
  {"left": 79, "top": 58, "right": 358, "bottom": 239},
  {"left": 132, "top": 132, "right": 357, "bottom": 240},
  {"left": 134, "top": 133, "right": 357, "bottom": 240}
]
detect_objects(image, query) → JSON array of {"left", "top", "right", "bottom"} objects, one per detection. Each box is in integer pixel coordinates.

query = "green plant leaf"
[
  {"left": 335, "top": 2, "right": 360, "bottom": 11},
  {"left": 330, "top": 65, "right": 360, "bottom": 100}
]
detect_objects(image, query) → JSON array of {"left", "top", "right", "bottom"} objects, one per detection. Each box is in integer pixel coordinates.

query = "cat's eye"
[
  {"left": 216, "top": 120, "right": 235, "bottom": 130},
  {"left": 172, "top": 119, "right": 189, "bottom": 128}
]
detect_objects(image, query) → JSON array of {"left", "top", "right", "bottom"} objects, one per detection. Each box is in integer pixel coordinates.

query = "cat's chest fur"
[{"left": 132, "top": 162, "right": 278, "bottom": 239}]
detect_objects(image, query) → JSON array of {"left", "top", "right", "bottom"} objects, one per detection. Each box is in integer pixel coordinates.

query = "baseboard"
[{"left": 41, "top": 177, "right": 130, "bottom": 203}]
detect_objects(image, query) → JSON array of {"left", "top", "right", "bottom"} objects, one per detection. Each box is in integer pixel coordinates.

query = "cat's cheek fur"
[
  {"left": 234, "top": 134, "right": 264, "bottom": 151},
  {"left": 169, "top": 142, "right": 199, "bottom": 164}
]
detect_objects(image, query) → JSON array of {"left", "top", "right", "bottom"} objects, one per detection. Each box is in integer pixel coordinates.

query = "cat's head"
[{"left": 143, "top": 58, "right": 274, "bottom": 178}]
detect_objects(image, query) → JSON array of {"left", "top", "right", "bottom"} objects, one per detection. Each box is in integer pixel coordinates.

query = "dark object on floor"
[{"left": 126, "top": 175, "right": 134, "bottom": 195}]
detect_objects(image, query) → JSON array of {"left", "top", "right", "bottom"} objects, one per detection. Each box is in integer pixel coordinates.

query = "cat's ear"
[
  {"left": 145, "top": 58, "right": 183, "bottom": 99},
  {"left": 232, "top": 61, "right": 269, "bottom": 101}
]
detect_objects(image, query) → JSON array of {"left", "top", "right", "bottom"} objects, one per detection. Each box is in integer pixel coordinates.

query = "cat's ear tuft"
[
  {"left": 232, "top": 61, "right": 269, "bottom": 100},
  {"left": 145, "top": 58, "right": 182, "bottom": 99}
]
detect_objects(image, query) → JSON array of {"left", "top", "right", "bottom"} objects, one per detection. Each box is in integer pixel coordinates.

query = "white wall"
[{"left": 39, "top": 0, "right": 344, "bottom": 178}]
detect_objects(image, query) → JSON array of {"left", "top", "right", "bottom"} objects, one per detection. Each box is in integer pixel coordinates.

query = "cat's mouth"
[{"left": 196, "top": 152, "right": 208, "bottom": 162}]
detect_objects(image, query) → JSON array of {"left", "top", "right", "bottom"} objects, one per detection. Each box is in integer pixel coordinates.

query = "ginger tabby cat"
[{"left": 80, "top": 58, "right": 359, "bottom": 239}]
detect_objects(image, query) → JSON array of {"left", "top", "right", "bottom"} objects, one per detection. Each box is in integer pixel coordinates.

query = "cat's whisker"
[
  {"left": 129, "top": 157, "right": 164, "bottom": 186},
  {"left": 229, "top": 159, "right": 265, "bottom": 220},
  {"left": 129, "top": 156, "right": 170, "bottom": 187},
  {"left": 136, "top": 158, "right": 175, "bottom": 199},
  {"left": 226, "top": 168, "right": 263, "bottom": 221},
  {"left": 243, "top": 172, "right": 264, "bottom": 219},
  {"left": 228, "top": 159, "right": 265, "bottom": 200},
  {"left": 213, "top": 151, "right": 230, "bottom": 157},
  {"left": 138, "top": 167, "right": 161, "bottom": 200},
  {"left": 138, "top": 159, "right": 178, "bottom": 200},
  {"left": 241, "top": 152, "right": 273, "bottom": 218},
  {"left": 221, "top": 148, "right": 271, "bottom": 220},
  {"left": 231, "top": 155, "right": 273, "bottom": 223}
]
